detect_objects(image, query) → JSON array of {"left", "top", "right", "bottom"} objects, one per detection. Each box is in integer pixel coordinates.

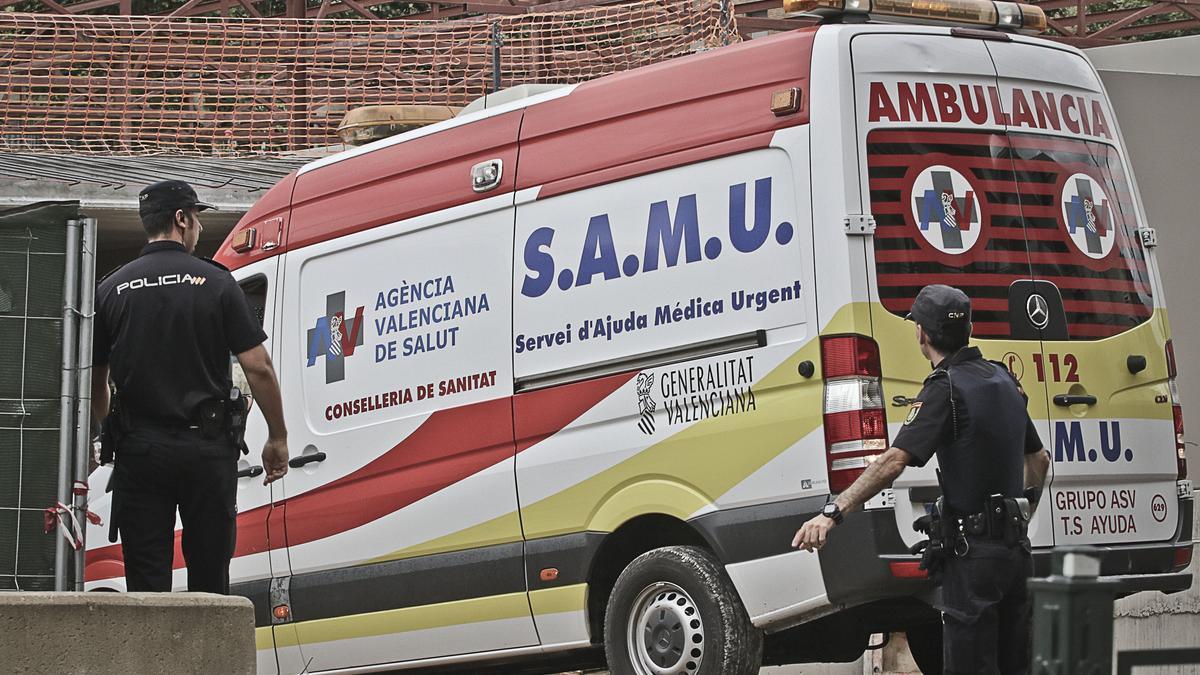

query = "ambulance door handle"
[
  {"left": 237, "top": 465, "right": 264, "bottom": 479},
  {"left": 289, "top": 452, "right": 327, "bottom": 468},
  {"left": 1053, "top": 394, "right": 1097, "bottom": 407}
]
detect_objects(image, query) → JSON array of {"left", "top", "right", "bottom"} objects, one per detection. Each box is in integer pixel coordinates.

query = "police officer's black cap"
[
  {"left": 906, "top": 284, "right": 971, "bottom": 334},
  {"left": 138, "top": 180, "right": 217, "bottom": 219}
]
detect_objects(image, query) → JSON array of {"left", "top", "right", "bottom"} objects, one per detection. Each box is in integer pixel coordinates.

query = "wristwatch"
[{"left": 821, "top": 502, "right": 844, "bottom": 525}]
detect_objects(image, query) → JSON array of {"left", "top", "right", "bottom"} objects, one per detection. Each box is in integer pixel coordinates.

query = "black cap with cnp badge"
[
  {"left": 138, "top": 180, "right": 217, "bottom": 219},
  {"left": 906, "top": 284, "right": 971, "bottom": 336}
]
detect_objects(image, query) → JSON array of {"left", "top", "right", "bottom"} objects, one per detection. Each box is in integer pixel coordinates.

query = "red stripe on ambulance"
[{"left": 85, "top": 373, "right": 632, "bottom": 582}]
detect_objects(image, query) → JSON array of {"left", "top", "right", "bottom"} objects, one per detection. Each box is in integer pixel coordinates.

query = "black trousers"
[
  {"left": 939, "top": 538, "right": 1033, "bottom": 675},
  {"left": 110, "top": 427, "right": 238, "bottom": 594}
]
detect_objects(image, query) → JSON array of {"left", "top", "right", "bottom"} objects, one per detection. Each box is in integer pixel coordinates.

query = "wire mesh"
[
  {"left": 0, "top": 209, "right": 70, "bottom": 592},
  {"left": 0, "top": 0, "right": 738, "bottom": 157}
]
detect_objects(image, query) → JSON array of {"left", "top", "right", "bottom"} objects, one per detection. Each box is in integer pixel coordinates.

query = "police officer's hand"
[
  {"left": 791, "top": 515, "right": 836, "bottom": 552},
  {"left": 262, "top": 437, "right": 289, "bottom": 485}
]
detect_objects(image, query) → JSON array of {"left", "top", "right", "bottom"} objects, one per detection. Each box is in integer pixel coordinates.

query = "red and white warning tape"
[{"left": 44, "top": 480, "right": 102, "bottom": 551}]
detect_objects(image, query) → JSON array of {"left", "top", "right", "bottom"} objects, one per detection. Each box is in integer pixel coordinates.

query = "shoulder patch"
[
  {"left": 198, "top": 257, "right": 230, "bottom": 273},
  {"left": 904, "top": 401, "right": 923, "bottom": 425}
]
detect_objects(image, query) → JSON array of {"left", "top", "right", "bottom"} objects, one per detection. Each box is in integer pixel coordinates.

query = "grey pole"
[
  {"left": 1029, "top": 547, "right": 1118, "bottom": 674},
  {"left": 54, "top": 219, "right": 82, "bottom": 591},
  {"left": 71, "top": 217, "right": 97, "bottom": 590},
  {"left": 719, "top": 0, "right": 731, "bottom": 45},
  {"left": 491, "top": 21, "right": 502, "bottom": 94}
]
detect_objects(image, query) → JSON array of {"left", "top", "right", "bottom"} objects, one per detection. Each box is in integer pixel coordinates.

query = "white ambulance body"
[{"left": 86, "top": 13, "right": 1194, "bottom": 675}]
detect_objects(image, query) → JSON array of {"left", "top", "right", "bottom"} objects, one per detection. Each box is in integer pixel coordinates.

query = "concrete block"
[
  {"left": 871, "top": 632, "right": 920, "bottom": 674},
  {"left": 0, "top": 592, "right": 255, "bottom": 675},
  {"left": 1109, "top": 496, "right": 1200, "bottom": 673},
  {"left": 761, "top": 658, "right": 865, "bottom": 674}
]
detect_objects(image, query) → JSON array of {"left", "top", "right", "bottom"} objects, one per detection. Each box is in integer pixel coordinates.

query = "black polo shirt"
[
  {"left": 892, "top": 346, "right": 1043, "bottom": 514},
  {"left": 93, "top": 240, "right": 267, "bottom": 426}
]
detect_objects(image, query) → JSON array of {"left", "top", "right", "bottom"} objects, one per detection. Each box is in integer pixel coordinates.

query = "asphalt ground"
[{"left": 558, "top": 662, "right": 866, "bottom": 675}]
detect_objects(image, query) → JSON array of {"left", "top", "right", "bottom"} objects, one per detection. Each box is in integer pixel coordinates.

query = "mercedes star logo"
[{"left": 1027, "top": 294, "right": 1050, "bottom": 329}]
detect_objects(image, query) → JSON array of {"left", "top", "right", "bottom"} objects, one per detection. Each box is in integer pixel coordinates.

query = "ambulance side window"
[
  {"left": 238, "top": 275, "right": 268, "bottom": 330},
  {"left": 232, "top": 275, "right": 268, "bottom": 391}
]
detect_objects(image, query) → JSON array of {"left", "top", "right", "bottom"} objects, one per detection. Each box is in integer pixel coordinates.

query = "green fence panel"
[{"left": 0, "top": 201, "right": 80, "bottom": 591}]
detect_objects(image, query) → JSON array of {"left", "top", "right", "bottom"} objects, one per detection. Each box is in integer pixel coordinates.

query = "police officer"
[
  {"left": 793, "top": 284, "right": 1051, "bottom": 674},
  {"left": 90, "top": 180, "right": 290, "bottom": 594}
]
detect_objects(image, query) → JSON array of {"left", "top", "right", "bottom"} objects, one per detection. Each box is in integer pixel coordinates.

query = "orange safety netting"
[{"left": 0, "top": 0, "right": 738, "bottom": 157}]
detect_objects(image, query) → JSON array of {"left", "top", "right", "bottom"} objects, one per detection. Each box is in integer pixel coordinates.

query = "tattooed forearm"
[{"left": 834, "top": 447, "right": 912, "bottom": 514}]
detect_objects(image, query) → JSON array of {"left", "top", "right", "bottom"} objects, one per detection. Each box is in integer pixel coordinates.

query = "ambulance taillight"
[
  {"left": 1168, "top": 339, "right": 1187, "bottom": 479},
  {"left": 821, "top": 335, "right": 889, "bottom": 493}
]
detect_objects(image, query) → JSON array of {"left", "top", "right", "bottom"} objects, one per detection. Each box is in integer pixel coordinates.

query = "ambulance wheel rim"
[{"left": 627, "top": 581, "right": 704, "bottom": 675}]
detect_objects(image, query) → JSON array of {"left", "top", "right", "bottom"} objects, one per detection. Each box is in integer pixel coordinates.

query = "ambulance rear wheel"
[{"left": 603, "top": 545, "right": 762, "bottom": 675}]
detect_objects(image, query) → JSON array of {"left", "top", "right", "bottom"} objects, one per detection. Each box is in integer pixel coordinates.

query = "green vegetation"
[{"left": 1043, "top": 0, "right": 1200, "bottom": 42}]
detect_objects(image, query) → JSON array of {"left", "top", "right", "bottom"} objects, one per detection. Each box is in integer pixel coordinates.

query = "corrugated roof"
[{"left": 0, "top": 153, "right": 308, "bottom": 194}]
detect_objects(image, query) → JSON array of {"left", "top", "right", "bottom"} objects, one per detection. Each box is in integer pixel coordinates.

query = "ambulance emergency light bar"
[{"left": 782, "top": 0, "right": 1048, "bottom": 34}]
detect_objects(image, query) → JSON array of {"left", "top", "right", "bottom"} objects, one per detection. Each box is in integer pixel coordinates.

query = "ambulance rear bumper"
[
  {"left": 1033, "top": 494, "right": 1194, "bottom": 597},
  {"left": 815, "top": 496, "right": 1194, "bottom": 619},
  {"left": 868, "top": 543, "right": 1194, "bottom": 598},
  {"left": 693, "top": 496, "right": 1192, "bottom": 630}
]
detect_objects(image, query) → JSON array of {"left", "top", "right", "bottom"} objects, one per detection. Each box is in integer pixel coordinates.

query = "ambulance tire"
[{"left": 603, "top": 545, "right": 762, "bottom": 675}]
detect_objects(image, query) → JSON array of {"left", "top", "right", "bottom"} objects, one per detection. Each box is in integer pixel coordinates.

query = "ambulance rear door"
[
  {"left": 985, "top": 39, "right": 1179, "bottom": 548},
  {"left": 849, "top": 28, "right": 1055, "bottom": 549}
]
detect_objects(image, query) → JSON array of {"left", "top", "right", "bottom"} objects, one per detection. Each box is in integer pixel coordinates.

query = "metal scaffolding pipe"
[
  {"left": 54, "top": 218, "right": 81, "bottom": 591},
  {"left": 72, "top": 216, "right": 98, "bottom": 590}
]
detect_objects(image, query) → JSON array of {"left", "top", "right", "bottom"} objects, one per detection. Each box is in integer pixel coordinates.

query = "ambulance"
[{"left": 85, "top": 1, "right": 1195, "bottom": 672}]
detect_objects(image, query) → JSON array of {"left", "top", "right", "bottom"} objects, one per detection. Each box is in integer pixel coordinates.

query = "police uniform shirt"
[
  {"left": 891, "top": 346, "right": 1042, "bottom": 515},
  {"left": 93, "top": 241, "right": 267, "bottom": 426}
]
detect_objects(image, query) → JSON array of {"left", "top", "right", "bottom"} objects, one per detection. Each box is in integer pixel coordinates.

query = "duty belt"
[
  {"left": 125, "top": 413, "right": 200, "bottom": 432},
  {"left": 954, "top": 511, "right": 1005, "bottom": 539},
  {"left": 951, "top": 494, "right": 1032, "bottom": 546}
]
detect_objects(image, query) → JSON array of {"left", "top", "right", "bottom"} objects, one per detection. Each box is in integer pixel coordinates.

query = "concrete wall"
[
  {"left": 1088, "top": 36, "right": 1200, "bottom": 470},
  {"left": 1112, "top": 497, "right": 1200, "bottom": 673},
  {"left": 0, "top": 592, "right": 255, "bottom": 675}
]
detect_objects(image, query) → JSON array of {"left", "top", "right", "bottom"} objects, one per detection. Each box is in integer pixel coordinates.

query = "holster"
[
  {"left": 99, "top": 393, "right": 128, "bottom": 465},
  {"left": 226, "top": 388, "right": 250, "bottom": 456},
  {"left": 194, "top": 389, "right": 250, "bottom": 455},
  {"left": 196, "top": 398, "right": 228, "bottom": 439},
  {"left": 986, "top": 493, "right": 1031, "bottom": 547},
  {"left": 910, "top": 497, "right": 950, "bottom": 578}
]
